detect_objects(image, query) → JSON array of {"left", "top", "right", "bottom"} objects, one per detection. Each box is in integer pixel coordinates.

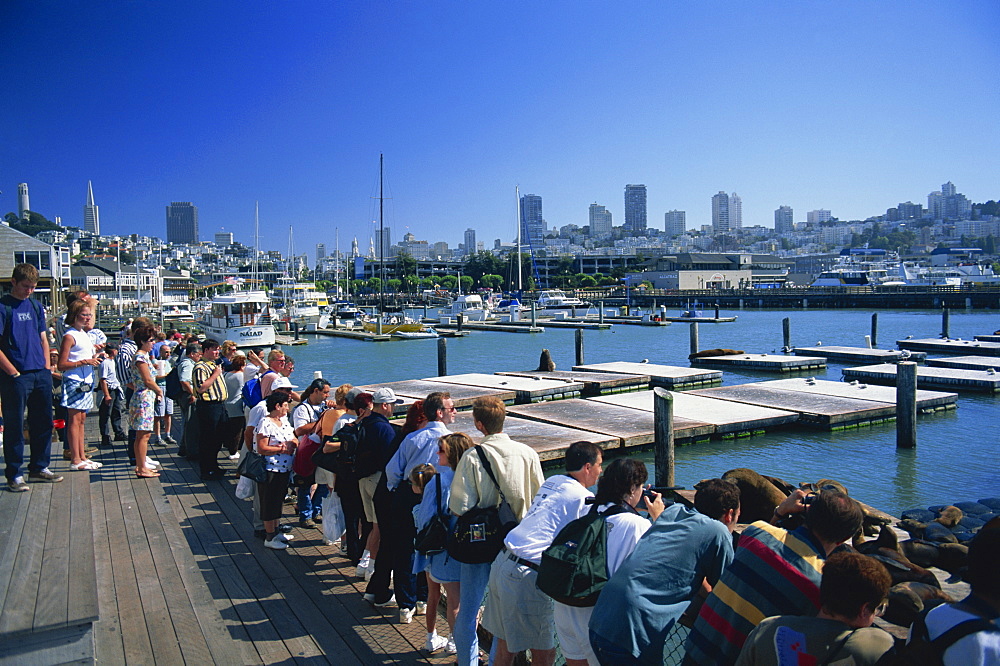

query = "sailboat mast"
[
  {"left": 379, "top": 153, "right": 384, "bottom": 315},
  {"left": 515, "top": 185, "right": 522, "bottom": 292},
  {"left": 335, "top": 226, "right": 340, "bottom": 298},
  {"left": 253, "top": 202, "right": 260, "bottom": 289}
]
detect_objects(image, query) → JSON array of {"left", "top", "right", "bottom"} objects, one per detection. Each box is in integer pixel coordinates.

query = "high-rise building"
[
  {"left": 166, "top": 202, "right": 199, "bottom": 244},
  {"left": 214, "top": 231, "right": 234, "bottom": 246},
  {"left": 83, "top": 181, "right": 100, "bottom": 234},
  {"left": 464, "top": 228, "right": 476, "bottom": 256},
  {"left": 520, "top": 194, "right": 544, "bottom": 246},
  {"left": 729, "top": 193, "right": 742, "bottom": 230},
  {"left": 774, "top": 206, "right": 794, "bottom": 234},
  {"left": 624, "top": 184, "right": 647, "bottom": 233},
  {"left": 18, "top": 183, "right": 29, "bottom": 219},
  {"left": 664, "top": 210, "right": 686, "bottom": 236},
  {"left": 316, "top": 243, "right": 326, "bottom": 263},
  {"left": 712, "top": 191, "right": 730, "bottom": 234},
  {"left": 807, "top": 209, "right": 832, "bottom": 225},
  {"left": 928, "top": 182, "right": 971, "bottom": 220},
  {"left": 376, "top": 226, "right": 392, "bottom": 259},
  {"left": 589, "top": 203, "right": 613, "bottom": 236}
]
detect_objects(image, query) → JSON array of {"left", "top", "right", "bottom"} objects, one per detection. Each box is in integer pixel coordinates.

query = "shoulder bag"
[
  {"left": 414, "top": 474, "right": 450, "bottom": 555},
  {"left": 448, "top": 446, "right": 518, "bottom": 564}
]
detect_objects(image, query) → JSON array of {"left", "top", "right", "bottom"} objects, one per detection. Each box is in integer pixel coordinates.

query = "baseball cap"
[
  {"left": 372, "top": 387, "right": 404, "bottom": 404},
  {"left": 272, "top": 376, "right": 298, "bottom": 390}
]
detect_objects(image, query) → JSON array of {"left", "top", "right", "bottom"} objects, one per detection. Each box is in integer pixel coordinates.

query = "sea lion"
[
  {"left": 720, "top": 468, "right": 788, "bottom": 523},
  {"left": 856, "top": 525, "right": 941, "bottom": 588},
  {"left": 688, "top": 348, "right": 744, "bottom": 360},
  {"left": 898, "top": 539, "right": 969, "bottom": 574},
  {"left": 536, "top": 349, "right": 555, "bottom": 372},
  {"left": 936, "top": 505, "right": 963, "bottom": 527},
  {"left": 883, "top": 581, "right": 953, "bottom": 627}
]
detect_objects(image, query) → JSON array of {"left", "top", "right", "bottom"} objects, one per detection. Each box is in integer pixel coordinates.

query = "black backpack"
[
  {"left": 414, "top": 474, "right": 451, "bottom": 555},
  {"left": 885, "top": 604, "right": 999, "bottom": 666},
  {"left": 164, "top": 364, "right": 185, "bottom": 401},
  {"left": 448, "top": 447, "right": 518, "bottom": 564},
  {"left": 536, "top": 502, "right": 626, "bottom": 607},
  {"left": 331, "top": 418, "right": 367, "bottom": 478}
]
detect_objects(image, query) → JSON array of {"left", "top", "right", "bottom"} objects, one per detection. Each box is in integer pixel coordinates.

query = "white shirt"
[
  {"left": 923, "top": 603, "right": 1000, "bottom": 665},
  {"left": 63, "top": 329, "right": 95, "bottom": 383},
  {"left": 603, "top": 507, "right": 652, "bottom": 574},
  {"left": 254, "top": 415, "right": 295, "bottom": 472},
  {"left": 504, "top": 474, "right": 593, "bottom": 563}
]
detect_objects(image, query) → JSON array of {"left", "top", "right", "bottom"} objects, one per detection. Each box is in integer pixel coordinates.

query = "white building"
[
  {"left": 664, "top": 210, "right": 686, "bottom": 237},
  {"left": 83, "top": 181, "right": 100, "bottom": 234},
  {"left": 589, "top": 203, "right": 613, "bottom": 236},
  {"left": 807, "top": 209, "right": 832, "bottom": 225}
]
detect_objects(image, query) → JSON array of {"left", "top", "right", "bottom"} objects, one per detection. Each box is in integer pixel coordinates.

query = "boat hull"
[{"left": 200, "top": 323, "right": 276, "bottom": 347}]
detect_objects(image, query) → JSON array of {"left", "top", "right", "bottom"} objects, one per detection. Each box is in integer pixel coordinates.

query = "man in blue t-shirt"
[{"left": 0, "top": 264, "right": 62, "bottom": 491}]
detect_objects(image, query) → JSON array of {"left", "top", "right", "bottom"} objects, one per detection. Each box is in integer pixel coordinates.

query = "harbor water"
[{"left": 285, "top": 308, "right": 998, "bottom": 516}]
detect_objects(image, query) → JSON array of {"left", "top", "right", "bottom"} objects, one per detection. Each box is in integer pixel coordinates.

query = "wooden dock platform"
[
  {"left": 423, "top": 372, "right": 584, "bottom": 403},
  {"left": 494, "top": 369, "right": 650, "bottom": 395},
  {"left": 793, "top": 346, "right": 927, "bottom": 363},
  {"left": 843, "top": 363, "right": 1000, "bottom": 392},
  {"left": 761, "top": 378, "right": 958, "bottom": 410},
  {"left": 506, "top": 399, "right": 714, "bottom": 448},
  {"left": 311, "top": 328, "right": 393, "bottom": 342},
  {"left": 896, "top": 337, "right": 1000, "bottom": 357},
  {"left": 926, "top": 355, "right": 1000, "bottom": 372},
  {"left": 590, "top": 390, "right": 800, "bottom": 434},
  {"left": 974, "top": 334, "right": 1000, "bottom": 343},
  {"left": 435, "top": 321, "right": 542, "bottom": 333},
  {"left": 358, "top": 379, "right": 518, "bottom": 409},
  {"left": 691, "top": 353, "right": 826, "bottom": 373},
  {"left": 448, "top": 411, "right": 618, "bottom": 461},
  {"left": 573, "top": 362, "right": 722, "bottom": 390},
  {"left": 660, "top": 316, "right": 738, "bottom": 323}
]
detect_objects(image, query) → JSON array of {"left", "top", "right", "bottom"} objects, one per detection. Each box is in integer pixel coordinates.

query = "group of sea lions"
[{"left": 706, "top": 468, "right": 1000, "bottom": 629}]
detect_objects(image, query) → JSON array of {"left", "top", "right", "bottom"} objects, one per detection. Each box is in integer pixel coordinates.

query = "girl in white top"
[{"left": 57, "top": 300, "right": 103, "bottom": 470}]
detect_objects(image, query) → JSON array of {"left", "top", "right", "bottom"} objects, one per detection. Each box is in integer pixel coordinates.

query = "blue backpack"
[{"left": 241, "top": 369, "right": 274, "bottom": 409}]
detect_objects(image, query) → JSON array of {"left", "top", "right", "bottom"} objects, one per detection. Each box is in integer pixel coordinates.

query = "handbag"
[
  {"left": 414, "top": 474, "right": 450, "bottom": 555},
  {"left": 235, "top": 474, "right": 255, "bottom": 500},
  {"left": 311, "top": 437, "right": 341, "bottom": 473},
  {"left": 293, "top": 434, "right": 322, "bottom": 477},
  {"left": 237, "top": 446, "right": 268, "bottom": 483},
  {"left": 448, "top": 447, "right": 518, "bottom": 564}
]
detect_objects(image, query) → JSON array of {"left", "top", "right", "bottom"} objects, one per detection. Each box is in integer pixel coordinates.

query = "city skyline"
[{"left": 2, "top": 1, "right": 997, "bottom": 250}]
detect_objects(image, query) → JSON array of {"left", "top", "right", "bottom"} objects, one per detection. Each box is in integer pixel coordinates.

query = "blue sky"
[{"left": 2, "top": 1, "right": 997, "bottom": 253}]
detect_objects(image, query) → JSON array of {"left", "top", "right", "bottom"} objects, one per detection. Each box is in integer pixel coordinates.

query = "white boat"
[
  {"left": 394, "top": 327, "right": 439, "bottom": 339},
  {"left": 328, "top": 301, "right": 364, "bottom": 328},
  {"left": 443, "top": 294, "right": 490, "bottom": 321},
  {"left": 534, "top": 289, "right": 594, "bottom": 315},
  {"left": 272, "top": 277, "right": 331, "bottom": 329},
  {"left": 362, "top": 312, "right": 425, "bottom": 334},
  {"left": 159, "top": 301, "right": 195, "bottom": 321},
  {"left": 810, "top": 249, "right": 898, "bottom": 287},
  {"left": 199, "top": 287, "right": 276, "bottom": 347}
]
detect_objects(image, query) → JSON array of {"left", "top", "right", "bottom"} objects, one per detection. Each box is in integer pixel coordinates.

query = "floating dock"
[
  {"left": 311, "top": 328, "right": 392, "bottom": 342},
  {"left": 973, "top": 334, "right": 1000, "bottom": 343},
  {"left": 660, "top": 315, "right": 738, "bottom": 323},
  {"left": 762, "top": 378, "right": 958, "bottom": 410},
  {"left": 448, "top": 411, "right": 617, "bottom": 461},
  {"left": 690, "top": 353, "right": 826, "bottom": 373},
  {"left": 793, "top": 346, "right": 927, "bottom": 364},
  {"left": 843, "top": 363, "right": 1000, "bottom": 393},
  {"left": 506, "top": 398, "right": 714, "bottom": 448},
  {"left": 435, "top": 321, "right": 542, "bottom": 334},
  {"left": 590, "top": 390, "right": 799, "bottom": 434},
  {"left": 573, "top": 361, "right": 722, "bottom": 389},
  {"left": 494, "top": 369, "right": 649, "bottom": 395},
  {"left": 926, "top": 355, "right": 1000, "bottom": 372},
  {"left": 423, "top": 372, "right": 585, "bottom": 403},
  {"left": 274, "top": 334, "right": 308, "bottom": 345},
  {"left": 896, "top": 338, "right": 1000, "bottom": 357},
  {"left": 356, "top": 379, "right": 517, "bottom": 414}
]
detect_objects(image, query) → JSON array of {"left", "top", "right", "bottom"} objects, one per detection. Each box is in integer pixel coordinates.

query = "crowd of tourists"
[{"left": 1, "top": 262, "right": 997, "bottom": 665}]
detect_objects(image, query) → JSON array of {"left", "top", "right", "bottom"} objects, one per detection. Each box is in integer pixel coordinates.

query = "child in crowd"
[{"left": 410, "top": 463, "right": 450, "bottom": 654}]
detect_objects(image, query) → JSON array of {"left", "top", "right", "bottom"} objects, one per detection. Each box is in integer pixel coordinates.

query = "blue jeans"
[
  {"left": 1, "top": 370, "right": 54, "bottom": 481},
  {"left": 455, "top": 561, "right": 493, "bottom": 666},
  {"left": 297, "top": 478, "right": 328, "bottom": 519}
]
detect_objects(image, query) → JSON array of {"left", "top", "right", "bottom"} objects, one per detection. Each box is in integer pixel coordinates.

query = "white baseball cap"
[{"left": 372, "top": 387, "right": 404, "bottom": 404}]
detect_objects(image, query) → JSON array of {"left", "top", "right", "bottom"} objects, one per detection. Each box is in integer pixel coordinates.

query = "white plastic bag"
[
  {"left": 322, "top": 491, "right": 346, "bottom": 544},
  {"left": 235, "top": 474, "right": 254, "bottom": 500}
]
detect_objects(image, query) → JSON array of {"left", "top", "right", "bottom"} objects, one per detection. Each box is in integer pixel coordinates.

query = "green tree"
[
  {"left": 367, "top": 277, "right": 382, "bottom": 293},
  {"left": 394, "top": 251, "right": 417, "bottom": 280},
  {"left": 386, "top": 278, "right": 402, "bottom": 293},
  {"left": 577, "top": 275, "right": 597, "bottom": 288},
  {"left": 8, "top": 211, "right": 61, "bottom": 237},
  {"left": 439, "top": 275, "right": 457, "bottom": 290},
  {"left": 402, "top": 274, "right": 420, "bottom": 292},
  {"left": 419, "top": 277, "right": 436, "bottom": 290},
  {"left": 481, "top": 274, "right": 503, "bottom": 290},
  {"left": 464, "top": 251, "right": 504, "bottom": 285},
  {"left": 460, "top": 275, "right": 474, "bottom": 293}
]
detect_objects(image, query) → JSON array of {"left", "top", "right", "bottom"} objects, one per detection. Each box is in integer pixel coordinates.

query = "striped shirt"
[
  {"left": 193, "top": 359, "right": 228, "bottom": 402},
  {"left": 116, "top": 338, "right": 137, "bottom": 390},
  {"left": 683, "top": 521, "right": 829, "bottom": 666}
]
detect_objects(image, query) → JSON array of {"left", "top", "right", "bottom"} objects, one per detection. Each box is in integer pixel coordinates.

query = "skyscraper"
[
  {"left": 664, "top": 210, "right": 686, "bottom": 237},
  {"left": 464, "top": 228, "right": 477, "bottom": 256},
  {"left": 214, "top": 231, "right": 234, "bottom": 246},
  {"left": 520, "top": 194, "right": 544, "bottom": 247},
  {"left": 83, "top": 180, "right": 100, "bottom": 234},
  {"left": 729, "top": 193, "right": 742, "bottom": 230},
  {"left": 774, "top": 206, "right": 794, "bottom": 234},
  {"left": 712, "top": 191, "right": 730, "bottom": 234},
  {"left": 589, "top": 203, "right": 613, "bottom": 236},
  {"left": 166, "top": 202, "right": 199, "bottom": 244},
  {"left": 18, "top": 183, "right": 29, "bottom": 219},
  {"left": 624, "top": 184, "right": 647, "bottom": 233},
  {"left": 807, "top": 209, "right": 832, "bottom": 225},
  {"left": 316, "top": 243, "right": 326, "bottom": 262},
  {"left": 376, "top": 227, "right": 392, "bottom": 259}
]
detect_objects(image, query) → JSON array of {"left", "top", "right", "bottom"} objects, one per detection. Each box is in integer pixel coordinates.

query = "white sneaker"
[
  {"left": 275, "top": 532, "right": 295, "bottom": 543},
  {"left": 355, "top": 558, "right": 370, "bottom": 578},
  {"left": 399, "top": 607, "right": 415, "bottom": 624},
  {"left": 146, "top": 457, "right": 161, "bottom": 468},
  {"left": 365, "top": 564, "right": 374, "bottom": 581},
  {"left": 372, "top": 595, "right": 396, "bottom": 608},
  {"left": 446, "top": 634, "right": 456, "bottom": 654},
  {"left": 424, "top": 632, "right": 447, "bottom": 653},
  {"left": 415, "top": 601, "right": 427, "bottom": 616},
  {"left": 264, "top": 537, "right": 288, "bottom": 550}
]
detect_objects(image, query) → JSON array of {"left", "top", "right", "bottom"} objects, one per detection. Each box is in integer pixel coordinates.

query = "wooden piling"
[
  {"left": 942, "top": 308, "right": 950, "bottom": 339},
  {"left": 598, "top": 301, "right": 604, "bottom": 325},
  {"left": 871, "top": 312, "right": 878, "bottom": 347},
  {"left": 715, "top": 303, "right": 720, "bottom": 319},
  {"left": 293, "top": 322, "right": 300, "bottom": 340},
  {"left": 896, "top": 362, "right": 917, "bottom": 449},
  {"left": 689, "top": 322, "right": 699, "bottom": 356},
  {"left": 457, "top": 313, "right": 464, "bottom": 333},
  {"left": 437, "top": 337, "right": 447, "bottom": 376},
  {"left": 782, "top": 317, "right": 791, "bottom": 349},
  {"left": 654, "top": 388, "right": 675, "bottom": 486},
  {"left": 531, "top": 302, "right": 537, "bottom": 328},
  {"left": 575, "top": 328, "right": 585, "bottom": 365}
]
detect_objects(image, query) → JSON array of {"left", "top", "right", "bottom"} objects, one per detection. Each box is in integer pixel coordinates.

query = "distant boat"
[
  {"left": 362, "top": 312, "right": 424, "bottom": 334},
  {"left": 534, "top": 289, "right": 594, "bottom": 315},
  {"left": 444, "top": 294, "right": 490, "bottom": 321},
  {"left": 394, "top": 327, "right": 439, "bottom": 339},
  {"left": 160, "top": 301, "right": 195, "bottom": 321},
  {"left": 199, "top": 283, "right": 276, "bottom": 347}
]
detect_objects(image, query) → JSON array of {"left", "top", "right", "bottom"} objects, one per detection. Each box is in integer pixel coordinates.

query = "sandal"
[
  {"left": 70, "top": 460, "right": 100, "bottom": 471},
  {"left": 135, "top": 468, "right": 160, "bottom": 478}
]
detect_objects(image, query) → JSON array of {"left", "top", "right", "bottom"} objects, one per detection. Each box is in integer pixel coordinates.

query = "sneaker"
[
  {"left": 425, "top": 632, "right": 447, "bottom": 653},
  {"left": 28, "top": 468, "right": 64, "bottom": 483},
  {"left": 355, "top": 558, "right": 371, "bottom": 578},
  {"left": 446, "top": 635, "right": 456, "bottom": 654},
  {"left": 264, "top": 537, "right": 288, "bottom": 550},
  {"left": 362, "top": 593, "right": 376, "bottom": 603},
  {"left": 299, "top": 518, "right": 317, "bottom": 529},
  {"left": 146, "top": 457, "right": 161, "bottom": 469},
  {"left": 275, "top": 533, "right": 295, "bottom": 543},
  {"left": 149, "top": 435, "right": 161, "bottom": 447},
  {"left": 399, "top": 607, "right": 415, "bottom": 624},
  {"left": 7, "top": 476, "right": 30, "bottom": 492},
  {"left": 313, "top": 514, "right": 323, "bottom": 524},
  {"left": 372, "top": 595, "right": 396, "bottom": 608},
  {"left": 365, "top": 566, "right": 374, "bottom": 581},
  {"left": 162, "top": 434, "right": 177, "bottom": 446},
  {"left": 415, "top": 601, "right": 427, "bottom": 616}
]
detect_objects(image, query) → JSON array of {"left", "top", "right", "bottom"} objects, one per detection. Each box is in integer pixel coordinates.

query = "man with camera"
[{"left": 683, "top": 488, "right": 863, "bottom": 666}]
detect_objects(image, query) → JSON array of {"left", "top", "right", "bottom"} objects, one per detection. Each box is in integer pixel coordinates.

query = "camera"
[{"left": 642, "top": 485, "right": 684, "bottom": 500}]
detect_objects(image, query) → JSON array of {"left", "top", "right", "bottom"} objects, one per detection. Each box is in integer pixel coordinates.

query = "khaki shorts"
[
  {"left": 481, "top": 550, "right": 554, "bottom": 652},
  {"left": 358, "top": 472, "right": 381, "bottom": 523}
]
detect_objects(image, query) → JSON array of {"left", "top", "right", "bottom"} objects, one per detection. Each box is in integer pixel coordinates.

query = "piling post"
[
  {"left": 313, "top": 370, "right": 323, "bottom": 380},
  {"left": 714, "top": 303, "right": 720, "bottom": 319},
  {"left": 782, "top": 317, "right": 791, "bottom": 350},
  {"left": 437, "top": 337, "right": 447, "bottom": 376},
  {"left": 531, "top": 302, "right": 537, "bottom": 328},
  {"left": 598, "top": 301, "right": 604, "bottom": 325},
  {"left": 293, "top": 322, "right": 300, "bottom": 340},
  {"left": 575, "top": 328, "right": 585, "bottom": 365},
  {"left": 654, "top": 388, "right": 675, "bottom": 487},
  {"left": 864, "top": 335, "right": 872, "bottom": 349},
  {"left": 376, "top": 317, "right": 383, "bottom": 336},
  {"left": 423, "top": 303, "right": 428, "bottom": 320},
  {"left": 457, "top": 313, "right": 464, "bottom": 333},
  {"left": 896, "top": 362, "right": 917, "bottom": 449},
  {"left": 871, "top": 313, "right": 878, "bottom": 347},
  {"left": 689, "top": 322, "right": 699, "bottom": 356},
  {"left": 941, "top": 308, "right": 950, "bottom": 339}
]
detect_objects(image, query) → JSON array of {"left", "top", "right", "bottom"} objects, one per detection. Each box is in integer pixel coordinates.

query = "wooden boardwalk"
[{"left": 1, "top": 416, "right": 456, "bottom": 664}]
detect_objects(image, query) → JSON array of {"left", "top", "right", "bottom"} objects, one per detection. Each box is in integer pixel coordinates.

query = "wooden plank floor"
[{"left": 66, "top": 415, "right": 455, "bottom": 664}]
